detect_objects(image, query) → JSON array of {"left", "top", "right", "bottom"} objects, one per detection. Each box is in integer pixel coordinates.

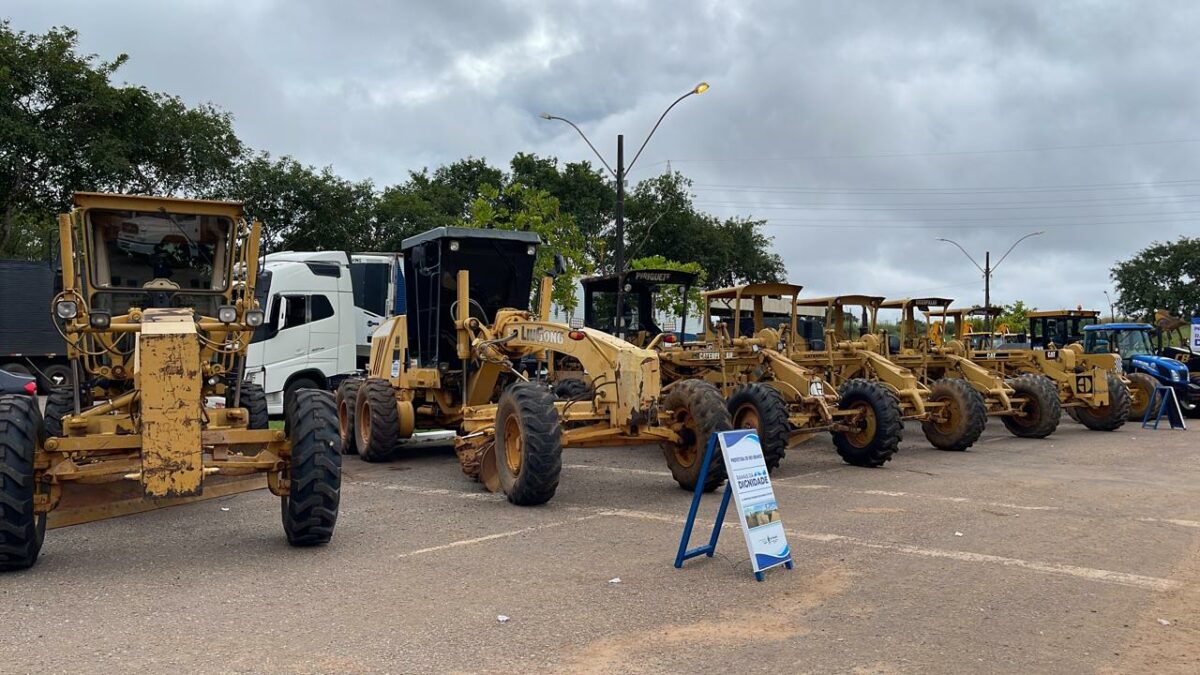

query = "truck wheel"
[
  {"left": 336, "top": 379, "right": 363, "bottom": 455},
  {"left": 833, "top": 379, "right": 904, "bottom": 466},
  {"left": 921, "top": 378, "right": 987, "bottom": 451},
  {"left": 355, "top": 378, "right": 400, "bottom": 462},
  {"left": 1125, "top": 373, "right": 1159, "bottom": 421},
  {"left": 727, "top": 383, "right": 790, "bottom": 472},
  {"left": 226, "top": 382, "right": 269, "bottom": 430},
  {"left": 42, "top": 364, "right": 74, "bottom": 392},
  {"left": 0, "top": 394, "right": 45, "bottom": 571},
  {"left": 494, "top": 382, "right": 562, "bottom": 506},
  {"left": 660, "top": 380, "right": 732, "bottom": 492},
  {"left": 281, "top": 390, "right": 341, "bottom": 546},
  {"left": 43, "top": 388, "right": 74, "bottom": 439},
  {"left": 1001, "top": 374, "right": 1061, "bottom": 438},
  {"left": 1074, "top": 372, "right": 1130, "bottom": 431}
]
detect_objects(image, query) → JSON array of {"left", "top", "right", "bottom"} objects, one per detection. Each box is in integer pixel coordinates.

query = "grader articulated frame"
[
  {"left": 788, "top": 295, "right": 986, "bottom": 453},
  {"left": 878, "top": 297, "right": 1061, "bottom": 439},
  {"left": 337, "top": 228, "right": 731, "bottom": 502},
  {"left": 928, "top": 305, "right": 1129, "bottom": 431},
  {"left": 0, "top": 193, "right": 342, "bottom": 572}
]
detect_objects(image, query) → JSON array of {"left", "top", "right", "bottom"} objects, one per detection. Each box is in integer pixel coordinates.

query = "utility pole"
[{"left": 937, "top": 232, "right": 1043, "bottom": 334}]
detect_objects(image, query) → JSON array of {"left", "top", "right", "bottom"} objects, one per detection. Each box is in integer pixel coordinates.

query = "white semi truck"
[{"left": 244, "top": 251, "right": 403, "bottom": 415}]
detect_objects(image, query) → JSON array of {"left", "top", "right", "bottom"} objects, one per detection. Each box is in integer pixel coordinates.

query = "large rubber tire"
[
  {"left": 355, "top": 378, "right": 400, "bottom": 463},
  {"left": 832, "top": 379, "right": 904, "bottom": 467},
  {"left": 727, "top": 383, "right": 790, "bottom": 472},
  {"left": 494, "top": 382, "right": 563, "bottom": 506},
  {"left": 226, "top": 382, "right": 269, "bottom": 430},
  {"left": 921, "top": 378, "right": 987, "bottom": 451},
  {"left": 336, "top": 378, "right": 363, "bottom": 455},
  {"left": 1064, "top": 407, "right": 1081, "bottom": 423},
  {"left": 660, "top": 380, "right": 733, "bottom": 492},
  {"left": 0, "top": 395, "right": 45, "bottom": 571},
  {"left": 281, "top": 389, "right": 341, "bottom": 546},
  {"left": 1074, "top": 372, "right": 1130, "bottom": 431},
  {"left": 284, "top": 377, "right": 320, "bottom": 422},
  {"left": 553, "top": 378, "right": 593, "bottom": 401},
  {"left": 1001, "top": 374, "right": 1061, "bottom": 438},
  {"left": 43, "top": 388, "right": 74, "bottom": 439},
  {"left": 1126, "top": 373, "right": 1158, "bottom": 421},
  {"left": 1185, "top": 377, "right": 1200, "bottom": 419},
  {"left": 41, "top": 364, "right": 74, "bottom": 392}
]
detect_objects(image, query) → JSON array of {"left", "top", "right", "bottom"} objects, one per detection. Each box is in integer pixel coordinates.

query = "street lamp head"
[
  {"left": 538, "top": 112, "right": 553, "bottom": 120},
  {"left": 693, "top": 82, "right": 710, "bottom": 95}
]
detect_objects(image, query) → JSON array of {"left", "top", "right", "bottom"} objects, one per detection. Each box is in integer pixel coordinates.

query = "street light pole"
[
  {"left": 540, "top": 82, "right": 708, "bottom": 338},
  {"left": 936, "top": 231, "right": 1044, "bottom": 332}
]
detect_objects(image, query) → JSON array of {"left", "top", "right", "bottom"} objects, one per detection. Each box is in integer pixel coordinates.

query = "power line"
[
  {"left": 754, "top": 215, "right": 1200, "bottom": 230},
  {"left": 700, "top": 208, "right": 1200, "bottom": 224},
  {"left": 690, "top": 178, "right": 1200, "bottom": 195},
  {"left": 693, "top": 194, "right": 1200, "bottom": 211}
]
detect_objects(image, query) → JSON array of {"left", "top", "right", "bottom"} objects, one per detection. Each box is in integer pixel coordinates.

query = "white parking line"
[
  {"left": 1138, "top": 517, "right": 1200, "bottom": 529},
  {"left": 563, "top": 463, "right": 673, "bottom": 478},
  {"left": 396, "top": 514, "right": 605, "bottom": 559}
]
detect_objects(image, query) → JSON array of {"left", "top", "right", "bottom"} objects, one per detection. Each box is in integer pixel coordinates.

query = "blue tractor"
[{"left": 1082, "top": 323, "right": 1199, "bottom": 420}]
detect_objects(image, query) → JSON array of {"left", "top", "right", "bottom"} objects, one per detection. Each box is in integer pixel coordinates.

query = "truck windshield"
[{"left": 1084, "top": 329, "right": 1154, "bottom": 357}]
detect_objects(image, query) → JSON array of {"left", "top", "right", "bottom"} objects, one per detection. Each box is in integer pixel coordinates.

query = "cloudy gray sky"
[{"left": 8, "top": 0, "right": 1200, "bottom": 312}]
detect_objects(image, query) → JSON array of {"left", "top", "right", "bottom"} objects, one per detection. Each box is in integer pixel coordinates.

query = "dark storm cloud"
[{"left": 7, "top": 0, "right": 1199, "bottom": 310}]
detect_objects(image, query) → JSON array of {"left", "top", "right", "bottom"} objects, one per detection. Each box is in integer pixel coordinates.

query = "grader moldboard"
[
  {"left": 336, "top": 227, "right": 731, "bottom": 502},
  {"left": 878, "top": 297, "right": 1060, "bottom": 439},
  {"left": 0, "top": 193, "right": 342, "bottom": 571},
  {"left": 788, "top": 295, "right": 986, "bottom": 452},
  {"left": 578, "top": 271, "right": 902, "bottom": 469},
  {"left": 928, "top": 305, "right": 1130, "bottom": 431}
]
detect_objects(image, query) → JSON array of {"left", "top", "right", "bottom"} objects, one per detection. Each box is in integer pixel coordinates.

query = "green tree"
[
  {"left": 509, "top": 153, "right": 614, "bottom": 268},
  {"left": 994, "top": 300, "right": 1035, "bottom": 333},
  {"left": 629, "top": 255, "right": 706, "bottom": 319},
  {"left": 373, "top": 158, "right": 505, "bottom": 250},
  {"left": 467, "top": 182, "right": 588, "bottom": 312},
  {"left": 0, "top": 22, "right": 242, "bottom": 256},
  {"left": 1111, "top": 237, "right": 1200, "bottom": 320}
]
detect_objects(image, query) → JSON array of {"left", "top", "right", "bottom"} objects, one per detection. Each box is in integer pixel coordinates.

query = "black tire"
[
  {"left": 1074, "top": 372, "right": 1130, "bottom": 431},
  {"left": 41, "top": 364, "right": 74, "bottom": 393},
  {"left": 355, "top": 378, "right": 400, "bottom": 462},
  {"left": 0, "top": 394, "right": 45, "bottom": 571},
  {"left": 1126, "top": 373, "right": 1159, "bottom": 421},
  {"left": 660, "top": 380, "right": 732, "bottom": 492},
  {"left": 281, "top": 389, "right": 341, "bottom": 546},
  {"left": 336, "top": 378, "right": 363, "bottom": 455},
  {"left": 1002, "top": 374, "right": 1061, "bottom": 438},
  {"left": 921, "top": 378, "right": 987, "bottom": 451},
  {"left": 832, "top": 379, "right": 904, "bottom": 466},
  {"left": 43, "top": 388, "right": 75, "bottom": 439},
  {"left": 226, "top": 382, "right": 269, "bottom": 430},
  {"left": 494, "top": 382, "right": 562, "bottom": 506},
  {"left": 727, "top": 383, "right": 790, "bottom": 472},
  {"left": 284, "top": 377, "right": 320, "bottom": 421},
  {"left": 553, "top": 378, "right": 592, "bottom": 400}
]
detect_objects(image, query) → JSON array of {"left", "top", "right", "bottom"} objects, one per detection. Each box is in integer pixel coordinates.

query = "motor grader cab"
[
  {"left": 879, "top": 297, "right": 1060, "bottom": 440},
  {"left": 1028, "top": 309, "right": 1100, "bottom": 349},
  {"left": 0, "top": 193, "right": 342, "bottom": 571},
  {"left": 338, "top": 227, "right": 732, "bottom": 502},
  {"left": 786, "top": 295, "right": 984, "bottom": 458},
  {"left": 580, "top": 268, "right": 699, "bottom": 346},
  {"left": 926, "top": 305, "right": 1126, "bottom": 431}
]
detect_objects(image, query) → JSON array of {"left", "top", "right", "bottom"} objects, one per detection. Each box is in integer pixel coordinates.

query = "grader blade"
[{"left": 47, "top": 475, "right": 266, "bottom": 529}]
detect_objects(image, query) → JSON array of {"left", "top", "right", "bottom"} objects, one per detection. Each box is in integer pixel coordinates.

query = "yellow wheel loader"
[
  {"left": 578, "top": 271, "right": 902, "bottom": 469},
  {"left": 928, "top": 305, "right": 1129, "bottom": 431},
  {"left": 0, "top": 193, "right": 341, "bottom": 572},
  {"left": 335, "top": 228, "right": 731, "bottom": 503},
  {"left": 878, "top": 297, "right": 1060, "bottom": 439},
  {"left": 788, "top": 295, "right": 987, "bottom": 452}
]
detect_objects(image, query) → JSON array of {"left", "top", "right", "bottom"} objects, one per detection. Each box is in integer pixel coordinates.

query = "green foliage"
[
  {"left": 1111, "top": 237, "right": 1200, "bottom": 321},
  {"left": 994, "top": 300, "right": 1034, "bottom": 333},
  {"left": 509, "top": 153, "right": 615, "bottom": 266},
  {"left": 0, "top": 21, "right": 241, "bottom": 257},
  {"left": 372, "top": 158, "right": 504, "bottom": 250},
  {"left": 468, "top": 183, "right": 588, "bottom": 312},
  {"left": 630, "top": 256, "right": 706, "bottom": 319}
]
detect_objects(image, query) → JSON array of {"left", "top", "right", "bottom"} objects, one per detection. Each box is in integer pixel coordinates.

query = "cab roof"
[
  {"left": 880, "top": 297, "right": 954, "bottom": 310},
  {"left": 581, "top": 268, "right": 698, "bottom": 292},
  {"left": 1083, "top": 323, "right": 1154, "bottom": 331},
  {"left": 73, "top": 191, "right": 244, "bottom": 219},
  {"left": 1027, "top": 309, "right": 1100, "bottom": 318},
  {"left": 401, "top": 226, "right": 541, "bottom": 251},
  {"left": 704, "top": 282, "right": 803, "bottom": 300},
  {"left": 796, "top": 294, "right": 884, "bottom": 308}
]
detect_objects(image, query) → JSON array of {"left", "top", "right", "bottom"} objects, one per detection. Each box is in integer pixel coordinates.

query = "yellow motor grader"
[
  {"left": 927, "top": 305, "right": 1129, "bottom": 431},
  {"left": 788, "top": 295, "right": 986, "bottom": 452},
  {"left": 335, "top": 228, "right": 731, "bottom": 501},
  {"left": 578, "top": 271, "right": 902, "bottom": 469},
  {"left": 0, "top": 193, "right": 342, "bottom": 571},
  {"left": 878, "top": 297, "right": 1060, "bottom": 439}
]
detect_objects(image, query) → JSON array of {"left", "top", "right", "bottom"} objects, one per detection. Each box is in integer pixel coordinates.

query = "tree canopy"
[{"left": 1111, "top": 237, "right": 1200, "bottom": 321}]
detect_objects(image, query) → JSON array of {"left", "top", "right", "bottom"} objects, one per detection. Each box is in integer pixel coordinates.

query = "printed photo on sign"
[{"left": 744, "top": 500, "right": 781, "bottom": 529}]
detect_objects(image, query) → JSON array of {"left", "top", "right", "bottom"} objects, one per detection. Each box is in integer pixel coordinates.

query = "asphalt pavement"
[{"left": 2, "top": 417, "right": 1198, "bottom": 674}]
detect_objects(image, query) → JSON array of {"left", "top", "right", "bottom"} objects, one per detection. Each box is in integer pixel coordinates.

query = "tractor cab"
[
  {"left": 580, "top": 268, "right": 698, "bottom": 347},
  {"left": 401, "top": 227, "right": 540, "bottom": 371},
  {"left": 1155, "top": 311, "right": 1200, "bottom": 375},
  {"left": 1083, "top": 323, "right": 1197, "bottom": 414},
  {"left": 1028, "top": 309, "right": 1100, "bottom": 349}
]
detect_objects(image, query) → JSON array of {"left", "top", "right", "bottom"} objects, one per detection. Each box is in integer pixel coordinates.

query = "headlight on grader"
[
  {"left": 55, "top": 299, "right": 78, "bottom": 320},
  {"left": 89, "top": 310, "right": 111, "bottom": 329},
  {"left": 244, "top": 308, "right": 265, "bottom": 327},
  {"left": 217, "top": 305, "right": 238, "bottom": 324}
]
